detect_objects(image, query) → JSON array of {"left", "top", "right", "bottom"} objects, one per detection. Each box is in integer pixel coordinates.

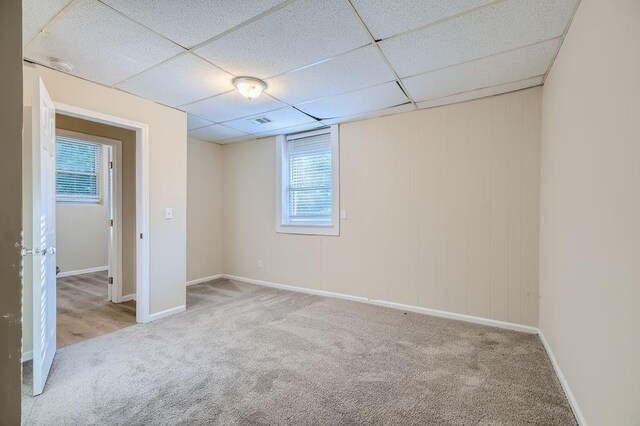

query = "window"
[
  {"left": 56, "top": 136, "right": 103, "bottom": 204},
  {"left": 276, "top": 125, "right": 339, "bottom": 236}
]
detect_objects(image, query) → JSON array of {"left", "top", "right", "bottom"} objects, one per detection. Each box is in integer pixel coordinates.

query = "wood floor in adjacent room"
[{"left": 57, "top": 271, "right": 136, "bottom": 347}]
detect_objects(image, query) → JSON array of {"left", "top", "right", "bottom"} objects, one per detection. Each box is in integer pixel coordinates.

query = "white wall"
[
  {"left": 23, "top": 62, "right": 187, "bottom": 354},
  {"left": 539, "top": 0, "right": 640, "bottom": 424},
  {"left": 222, "top": 87, "right": 542, "bottom": 326},
  {"left": 187, "top": 138, "right": 222, "bottom": 282},
  {"left": 56, "top": 203, "right": 108, "bottom": 273}
]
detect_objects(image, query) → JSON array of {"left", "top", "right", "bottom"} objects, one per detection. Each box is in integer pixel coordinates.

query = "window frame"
[
  {"left": 55, "top": 133, "right": 107, "bottom": 205},
  {"left": 276, "top": 125, "right": 340, "bottom": 236}
]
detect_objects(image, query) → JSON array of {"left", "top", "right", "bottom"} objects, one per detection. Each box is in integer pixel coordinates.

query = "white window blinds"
[
  {"left": 56, "top": 136, "right": 102, "bottom": 203},
  {"left": 286, "top": 130, "right": 332, "bottom": 223}
]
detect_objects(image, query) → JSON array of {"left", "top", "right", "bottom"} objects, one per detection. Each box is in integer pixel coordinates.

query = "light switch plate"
[
  {"left": 340, "top": 209, "right": 347, "bottom": 220},
  {"left": 165, "top": 208, "right": 173, "bottom": 219}
]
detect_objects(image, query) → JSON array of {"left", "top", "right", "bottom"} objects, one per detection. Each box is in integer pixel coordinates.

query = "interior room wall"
[
  {"left": 187, "top": 138, "right": 222, "bottom": 282},
  {"left": 56, "top": 115, "right": 138, "bottom": 297},
  {"left": 55, "top": 134, "right": 109, "bottom": 274},
  {"left": 221, "top": 87, "right": 542, "bottom": 327},
  {"left": 0, "top": 0, "right": 22, "bottom": 422},
  {"left": 22, "top": 63, "right": 187, "bottom": 355},
  {"left": 539, "top": 0, "right": 640, "bottom": 424},
  {"left": 56, "top": 201, "right": 109, "bottom": 273}
]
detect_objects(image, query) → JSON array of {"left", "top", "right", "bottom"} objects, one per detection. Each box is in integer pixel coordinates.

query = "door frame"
[
  {"left": 54, "top": 102, "right": 150, "bottom": 323},
  {"left": 55, "top": 129, "right": 123, "bottom": 303}
]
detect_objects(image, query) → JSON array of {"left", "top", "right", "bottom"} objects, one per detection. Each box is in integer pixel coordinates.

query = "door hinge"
[
  {"left": 109, "top": 219, "right": 114, "bottom": 226},
  {"left": 21, "top": 247, "right": 41, "bottom": 256},
  {"left": 108, "top": 161, "right": 113, "bottom": 169},
  {"left": 108, "top": 277, "right": 113, "bottom": 284}
]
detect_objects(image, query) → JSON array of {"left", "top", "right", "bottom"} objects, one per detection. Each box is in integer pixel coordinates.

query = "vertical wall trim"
[{"left": 0, "top": 0, "right": 23, "bottom": 423}]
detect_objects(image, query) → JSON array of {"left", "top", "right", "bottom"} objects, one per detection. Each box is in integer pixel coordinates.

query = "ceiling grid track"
[
  {"left": 346, "top": 0, "right": 417, "bottom": 110},
  {"left": 23, "top": 0, "right": 580, "bottom": 143},
  {"left": 541, "top": 0, "right": 582, "bottom": 84},
  {"left": 101, "top": 0, "right": 301, "bottom": 88},
  {"left": 24, "top": 0, "right": 83, "bottom": 50}
]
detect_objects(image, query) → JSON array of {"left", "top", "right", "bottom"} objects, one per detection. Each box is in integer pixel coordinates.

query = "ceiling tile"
[
  {"left": 117, "top": 53, "right": 234, "bottom": 107},
  {"left": 216, "top": 135, "right": 257, "bottom": 145},
  {"left": 254, "top": 122, "right": 329, "bottom": 138},
  {"left": 322, "top": 103, "right": 416, "bottom": 125},
  {"left": 351, "top": 0, "right": 492, "bottom": 40},
  {"left": 23, "top": 0, "right": 73, "bottom": 46},
  {"left": 101, "top": 0, "right": 286, "bottom": 49},
  {"left": 402, "top": 38, "right": 559, "bottom": 102},
  {"left": 296, "top": 82, "right": 409, "bottom": 119},
  {"left": 182, "top": 91, "right": 285, "bottom": 123},
  {"left": 24, "top": 0, "right": 184, "bottom": 86},
  {"left": 265, "top": 46, "right": 395, "bottom": 105},
  {"left": 187, "top": 114, "right": 214, "bottom": 131},
  {"left": 194, "top": 0, "right": 371, "bottom": 79},
  {"left": 416, "top": 76, "right": 543, "bottom": 109},
  {"left": 380, "top": 0, "right": 578, "bottom": 77},
  {"left": 187, "top": 124, "right": 248, "bottom": 142},
  {"left": 223, "top": 107, "right": 317, "bottom": 134}
]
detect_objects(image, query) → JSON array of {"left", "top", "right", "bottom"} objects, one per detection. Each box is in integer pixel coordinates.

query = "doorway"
[
  {"left": 53, "top": 127, "right": 136, "bottom": 347},
  {"left": 23, "top": 79, "right": 151, "bottom": 395},
  {"left": 52, "top": 103, "right": 150, "bottom": 324}
]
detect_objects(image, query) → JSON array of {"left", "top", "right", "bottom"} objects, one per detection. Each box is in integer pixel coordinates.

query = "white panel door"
[{"left": 32, "top": 77, "right": 57, "bottom": 396}]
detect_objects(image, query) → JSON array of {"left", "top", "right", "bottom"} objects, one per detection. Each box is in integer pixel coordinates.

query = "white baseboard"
[
  {"left": 121, "top": 293, "right": 136, "bottom": 302},
  {"left": 186, "top": 274, "right": 223, "bottom": 286},
  {"left": 538, "top": 330, "right": 587, "bottom": 425},
  {"left": 148, "top": 304, "right": 185, "bottom": 322},
  {"left": 368, "top": 299, "right": 539, "bottom": 334},
  {"left": 57, "top": 266, "right": 108, "bottom": 278},
  {"left": 221, "top": 274, "right": 538, "bottom": 334},
  {"left": 22, "top": 350, "right": 33, "bottom": 363},
  {"left": 222, "top": 274, "right": 369, "bottom": 303}
]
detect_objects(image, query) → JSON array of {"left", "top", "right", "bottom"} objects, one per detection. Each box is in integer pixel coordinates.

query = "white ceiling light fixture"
[
  {"left": 233, "top": 76, "right": 266, "bottom": 100},
  {"left": 49, "top": 58, "right": 74, "bottom": 73}
]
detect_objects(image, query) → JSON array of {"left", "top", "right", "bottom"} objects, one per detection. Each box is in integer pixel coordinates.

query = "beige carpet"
[{"left": 22, "top": 279, "right": 576, "bottom": 425}]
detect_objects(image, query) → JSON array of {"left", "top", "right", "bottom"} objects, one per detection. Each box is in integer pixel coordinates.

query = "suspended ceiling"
[{"left": 23, "top": 0, "right": 579, "bottom": 143}]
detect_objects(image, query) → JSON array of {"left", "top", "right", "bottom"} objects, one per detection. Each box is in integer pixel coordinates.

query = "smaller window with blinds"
[
  {"left": 276, "top": 125, "right": 339, "bottom": 236},
  {"left": 56, "top": 136, "right": 103, "bottom": 204}
]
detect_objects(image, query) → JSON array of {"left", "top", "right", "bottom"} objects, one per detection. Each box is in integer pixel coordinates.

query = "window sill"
[
  {"left": 56, "top": 200, "right": 102, "bottom": 205},
  {"left": 276, "top": 223, "right": 339, "bottom": 236}
]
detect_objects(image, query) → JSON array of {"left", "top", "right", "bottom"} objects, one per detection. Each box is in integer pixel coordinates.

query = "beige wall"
[
  {"left": 56, "top": 115, "right": 138, "bottom": 296},
  {"left": 222, "top": 87, "right": 542, "bottom": 326},
  {"left": 23, "top": 63, "right": 187, "bottom": 354},
  {"left": 0, "top": 0, "right": 22, "bottom": 422},
  {"left": 539, "top": 0, "right": 640, "bottom": 424},
  {"left": 56, "top": 203, "right": 109, "bottom": 273},
  {"left": 187, "top": 138, "right": 222, "bottom": 281}
]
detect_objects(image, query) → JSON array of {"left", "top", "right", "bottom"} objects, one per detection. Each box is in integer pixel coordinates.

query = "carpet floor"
[{"left": 22, "top": 279, "right": 576, "bottom": 425}]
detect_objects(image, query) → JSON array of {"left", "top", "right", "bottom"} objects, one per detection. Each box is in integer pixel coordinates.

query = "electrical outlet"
[{"left": 257, "top": 260, "right": 263, "bottom": 268}]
